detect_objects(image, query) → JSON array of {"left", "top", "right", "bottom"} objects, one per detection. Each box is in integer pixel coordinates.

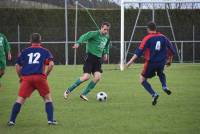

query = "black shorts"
[{"left": 83, "top": 53, "right": 103, "bottom": 74}]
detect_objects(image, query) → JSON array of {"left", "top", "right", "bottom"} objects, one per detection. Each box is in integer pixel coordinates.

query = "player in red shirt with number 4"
[{"left": 126, "top": 22, "right": 175, "bottom": 106}]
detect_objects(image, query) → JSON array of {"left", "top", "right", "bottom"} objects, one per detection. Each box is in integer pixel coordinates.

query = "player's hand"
[
  {"left": 166, "top": 61, "right": 171, "bottom": 67},
  {"left": 19, "top": 77, "right": 22, "bottom": 83},
  {"left": 125, "top": 55, "right": 137, "bottom": 69},
  {"left": 8, "top": 53, "right": 12, "bottom": 61},
  {"left": 125, "top": 63, "right": 131, "bottom": 69},
  {"left": 166, "top": 58, "right": 172, "bottom": 67},
  {"left": 72, "top": 44, "right": 79, "bottom": 49},
  {"left": 44, "top": 74, "right": 48, "bottom": 79},
  {"left": 125, "top": 61, "right": 134, "bottom": 69},
  {"left": 103, "top": 54, "right": 108, "bottom": 62},
  {"left": 124, "top": 64, "right": 129, "bottom": 69},
  {"left": 44, "top": 73, "right": 49, "bottom": 79}
]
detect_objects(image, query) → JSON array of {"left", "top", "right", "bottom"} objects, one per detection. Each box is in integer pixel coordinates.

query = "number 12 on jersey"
[{"left": 28, "top": 52, "right": 41, "bottom": 64}]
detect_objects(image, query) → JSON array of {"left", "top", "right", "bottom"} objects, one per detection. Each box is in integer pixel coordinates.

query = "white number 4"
[
  {"left": 28, "top": 52, "right": 41, "bottom": 64},
  {"left": 155, "top": 41, "right": 161, "bottom": 51}
]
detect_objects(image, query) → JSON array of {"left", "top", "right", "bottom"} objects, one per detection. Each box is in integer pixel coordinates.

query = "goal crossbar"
[{"left": 123, "top": 0, "right": 200, "bottom": 4}]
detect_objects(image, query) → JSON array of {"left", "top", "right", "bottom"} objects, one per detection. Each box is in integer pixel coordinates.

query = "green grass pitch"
[{"left": 0, "top": 64, "right": 200, "bottom": 134}]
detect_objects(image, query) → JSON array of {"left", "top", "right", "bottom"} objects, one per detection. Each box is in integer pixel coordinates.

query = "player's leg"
[
  {"left": 64, "top": 73, "right": 90, "bottom": 99},
  {"left": 157, "top": 65, "right": 172, "bottom": 95},
  {"left": 8, "top": 96, "right": 26, "bottom": 126},
  {"left": 8, "top": 76, "right": 34, "bottom": 126},
  {"left": 63, "top": 56, "right": 93, "bottom": 99},
  {"left": 140, "top": 75, "right": 159, "bottom": 105},
  {"left": 140, "top": 75, "right": 157, "bottom": 96},
  {"left": 80, "top": 55, "right": 102, "bottom": 101},
  {"left": 34, "top": 75, "right": 57, "bottom": 125},
  {"left": 141, "top": 62, "right": 159, "bottom": 105},
  {"left": 43, "top": 93, "right": 57, "bottom": 125},
  {"left": 81, "top": 71, "right": 101, "bottom": 101},
  {"left": 0, "top": 59, "right": 6, "bottom": 86},
  {"left": 66, "top": 73, "right": 90, "bottom": 93}
]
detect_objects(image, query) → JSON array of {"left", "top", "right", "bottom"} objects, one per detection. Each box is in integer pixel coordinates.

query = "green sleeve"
[
  {"left": 3, "top": 35, "right": 10, "bottom": 54},
  {"left": 103, "top": 38, "right": 110, "bottom": 55},
  {"left": 76, "top": 31, "right": 97, "bottom": 45}
]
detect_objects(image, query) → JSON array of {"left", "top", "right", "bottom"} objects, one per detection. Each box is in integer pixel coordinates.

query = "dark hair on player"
[
  {"left": 101, "top": 22, "right": 111, "bottom": 28},
  {"left": 147, "top": 21, "right": 157, "bottom": 31},
  {"left": 31, "top": 33, "right": 41, "bottom": 43}
]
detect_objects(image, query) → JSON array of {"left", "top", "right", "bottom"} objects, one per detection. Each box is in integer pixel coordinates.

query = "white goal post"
[{"left": 120, "top": 0, "right": 200, "bottom": 71}]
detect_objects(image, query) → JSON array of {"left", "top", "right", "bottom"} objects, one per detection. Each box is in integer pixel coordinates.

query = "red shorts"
[{"left": 18, "top": 75, "right": 50, "bottom": 98}]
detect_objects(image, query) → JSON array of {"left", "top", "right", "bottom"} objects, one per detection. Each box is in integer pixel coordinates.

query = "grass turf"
[{"left": 0, "top": 64, "right": 200, "bottom": 134}]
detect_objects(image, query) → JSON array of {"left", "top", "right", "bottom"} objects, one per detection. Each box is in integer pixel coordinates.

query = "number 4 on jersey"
[
  {"left": 155, "top": 41, "right": 161, "bottom": 51},
  {"left": 28, "top": 52, "right": 41, "bottom": 64}
]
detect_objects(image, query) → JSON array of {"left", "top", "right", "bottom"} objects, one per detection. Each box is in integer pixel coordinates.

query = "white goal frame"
[{"left": 120, "top": 0, "right": 200, "bottom": 71}]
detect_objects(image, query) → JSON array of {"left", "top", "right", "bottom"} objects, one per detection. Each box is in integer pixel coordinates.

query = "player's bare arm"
[
  {"left": 15, "top": 64, "right": 21, "bottom": 78},
  {"left": 72, "top": 44, "right": 79, "bottom": 49},
  {"left": 8, "top": 51, "right": 12, "bottom": 61},
  {"left": 166, "top": 56, "right": 173, "bottom": 67},
  {"left": 126, "top": 54, "right": 138, "bottom": 68},
  {"left": 103, "top": 54, "right": 108, "bottom": 62},
  {"left": 46, "top": 61, "right": 54, "bottom": 76}
]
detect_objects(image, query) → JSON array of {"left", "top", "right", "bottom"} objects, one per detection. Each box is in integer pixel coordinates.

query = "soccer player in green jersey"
[
  {"left": 64, "top": 22, "right": 111, "bottom": 101},
  {"left": 0, "top": 33, "right": 11, "bottom": 82}
]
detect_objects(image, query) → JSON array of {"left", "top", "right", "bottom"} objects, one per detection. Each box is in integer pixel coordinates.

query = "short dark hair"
[
  {"left": 101, "top": 22, "right": 111, "bottom": 28},
  {"left": 147, "top": 21, "right": 157, "bottom": 31},
  {"left": 31, "top": 33, "right": 41, "bottom": 43}
]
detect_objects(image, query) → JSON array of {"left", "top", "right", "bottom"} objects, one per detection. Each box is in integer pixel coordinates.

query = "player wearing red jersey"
[{"left": 126, "top": 22, "right": 175, "bottom": 106}]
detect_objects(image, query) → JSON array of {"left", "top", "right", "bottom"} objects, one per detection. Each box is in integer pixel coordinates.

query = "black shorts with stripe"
[{"left": 83, "top": 53, "right": 103, "bottom": 74}]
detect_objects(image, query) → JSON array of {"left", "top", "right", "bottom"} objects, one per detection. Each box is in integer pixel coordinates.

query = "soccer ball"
[{"left": 96, "top": 91, "right": 107, "bottom": 102}]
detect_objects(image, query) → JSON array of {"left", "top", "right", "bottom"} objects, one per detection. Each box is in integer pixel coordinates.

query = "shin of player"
[
  {"left": 64, "top": 22, "right": 110, "bottom": 101},
  {"left": 126, "top": 21, "right": 175, "bottom": 106},
  {"left": 8, "top": 33, "right": 57, "bottom": 126}
]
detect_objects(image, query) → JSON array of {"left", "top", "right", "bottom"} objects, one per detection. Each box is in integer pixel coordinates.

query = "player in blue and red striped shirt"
[
  {"left": 126, "top": 22, "right": 175, "bottom": 106},
  {"left": 8, "top": 33, "right": 57, "bottom": 126}
]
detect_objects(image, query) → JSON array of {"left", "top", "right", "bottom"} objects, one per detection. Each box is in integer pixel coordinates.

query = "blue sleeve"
[
  {"left": 166, "top": 38, "right": 176, "bottom": 55},
  {"left": 134, "top": 48, "right": 144, "bottom": 57},
  {"left": 16, "top": 52, "right": 24, "bottom": 66},
  {"left": 45, "top": 50, "right": 54, "bottom": 65},
  {"left": 47, "top": 50, "right": 53, "bottom": 61}
]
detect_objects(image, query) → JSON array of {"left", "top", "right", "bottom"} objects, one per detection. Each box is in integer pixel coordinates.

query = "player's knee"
[
  {"left": 16, "top": 96, "right": 26, "bottom": 104},
  {"left": 140, "top": 75, "right": 145, "bottom": 84},
  {"left": 140, "top": 79, "right": 144, "bottom": 84},
  {"left": 43, "top": 94, "right": 53, "bottom": 102},
  {"left": 81, "top": 75, "right": 90, "bottom": 81},
  {"left": 93, "top": 76, "right": 101, "bottom": 83}
]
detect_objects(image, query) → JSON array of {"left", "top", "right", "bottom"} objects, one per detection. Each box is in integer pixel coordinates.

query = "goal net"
[{"left": 120, "top": 0, "right": 200, "bottom": 70}]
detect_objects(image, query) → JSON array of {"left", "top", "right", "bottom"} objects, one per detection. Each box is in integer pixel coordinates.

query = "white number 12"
[{"left": 28, "top": 52, "right": 41, "bottom": 64}]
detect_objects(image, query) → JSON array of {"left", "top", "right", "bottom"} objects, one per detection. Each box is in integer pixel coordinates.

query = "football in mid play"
[{"left": 96, "top": 91, "right": 107, "bottom": 102}]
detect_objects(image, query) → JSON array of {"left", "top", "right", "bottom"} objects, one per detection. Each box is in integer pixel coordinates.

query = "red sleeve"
[{"left": 139, "top": 35, "right": 152, "bottom": 49}]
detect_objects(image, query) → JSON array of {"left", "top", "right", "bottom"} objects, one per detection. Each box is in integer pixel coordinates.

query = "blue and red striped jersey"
[
  {"left": 16, "top": 44, "right": 53, "bottom": 76},
  {"left": 134, "top": 32, "right": 175, "bottom": 62}
]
